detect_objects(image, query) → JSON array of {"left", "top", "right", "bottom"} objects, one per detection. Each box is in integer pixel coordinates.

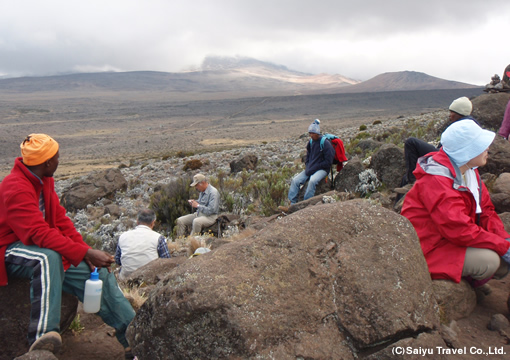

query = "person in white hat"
[
  {"left": 402, "top": 120, "right": 510, "bottom": 290},
  {"left": 176, "top": 173, "right": 220, "bottom": 237},
  {"left": 399, "top": 96, "right": 476, "bottom": 190}
]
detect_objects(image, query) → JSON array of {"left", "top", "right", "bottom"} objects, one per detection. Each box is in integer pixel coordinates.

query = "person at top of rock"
[
  {"left": 398, "top": 96, "right": 477, "bottom": 191},
  {"left": 279, "top": 119, "right": 334, "bottom": 212}
]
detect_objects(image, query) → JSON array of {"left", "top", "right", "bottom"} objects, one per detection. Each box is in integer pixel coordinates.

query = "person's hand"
[
  {"left": 189, "top": 199, "right": 199, "bottom": 208},
  {"left": 84, "top": 249, "right": 114, "bottom": 272}
]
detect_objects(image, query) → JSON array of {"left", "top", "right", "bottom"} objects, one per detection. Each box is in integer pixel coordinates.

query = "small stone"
[{"left": 488, "top": 314, "right": 510, "bottom": 331}]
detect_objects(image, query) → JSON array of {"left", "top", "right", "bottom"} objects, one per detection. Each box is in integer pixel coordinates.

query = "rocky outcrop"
[
  {"left": 490, "top": 173, "right": 510, "bottom": 213},
  {"left": 14, "top": 350, "right": 59, "bottom": 360},
  {"left": 471, "top": 92, "right": 510, "bottom": 130},
  {"left": 127, "top": 200, "right": 439, "bottom": 359},
  {"left": 432, "top": 280, "right": 476, "bottom": 323},
  {"left": 371, "top": 144, "right": 405, "bottom": 189},
  {"left": 334, "top": 157, "right": 365, "bottom": 193},
  {"left": 60, "top": 168, "right": 127, "bottom": 212},
  {"left": 230, "top": 154, "right": 258, "bottom": 173},
  {"left": 0, "top": 278, "right": 78, "bottom": 359},
  {"left": 481, "top": 137, "right": 510, "bottom": 176}
]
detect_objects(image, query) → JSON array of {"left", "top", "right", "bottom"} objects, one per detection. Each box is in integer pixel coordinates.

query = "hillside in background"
[
  {"left": 333, "top": 71, "right": 480, "bottom": 93},
  {"left": 0, "top": 57, "right": 479, "bottom": 100}
]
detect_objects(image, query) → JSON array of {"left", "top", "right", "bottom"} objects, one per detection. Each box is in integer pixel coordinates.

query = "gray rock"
[
  {"left": 14, "top": 350, "right": 59, "bottom": 360},
  {"left": 481, "top": 137, "right": 510, "bottom": 177},
  {"left": 490, "top": 173, "right": 510, "bottom": 213},
  {"left": 432, "top": 279, "right": 476, "bottom": 323},
  {"left": 471, "top": 92, "right": 510, "bottom": 130},
  {"left": 0, "top": 278, "right": 78, "bottom": 359},
  {"left": 334, "top": 157, "right": 364, "bottom": 192},
  {"left": 230, "top": 154, "right": 258, "bottom": 173},
  {"left": 61, "top": 168, "right": 127, "bottom": 212},
  {"left": 370, "top": 144, "right": 405, "bottom": 189},
  {"left": 488, "top": 313, "right": 510, "bottom": 331},
  {"left": 127, "top": 199, "right": 439, "bottom": 359}
]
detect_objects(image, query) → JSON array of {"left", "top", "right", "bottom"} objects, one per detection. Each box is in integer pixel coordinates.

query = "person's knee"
[{"left": 44, "top": 249, "right": 63, "bottom": 265}]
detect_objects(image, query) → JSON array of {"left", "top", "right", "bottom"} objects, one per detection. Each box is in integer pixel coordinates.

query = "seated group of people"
[
  {"left": 0, "top": 133, "right": 219, "bottom": 357},
  {"left": 1, "top": 95, "right": 510, "bottom": 357}
]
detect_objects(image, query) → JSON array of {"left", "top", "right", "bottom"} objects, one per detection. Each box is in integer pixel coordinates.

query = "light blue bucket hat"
[{"left": 441, "top": 120, "right": 495, "bottom": 166}]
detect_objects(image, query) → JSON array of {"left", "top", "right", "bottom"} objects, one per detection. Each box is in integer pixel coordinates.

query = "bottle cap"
[{"left": 90, "top": 267, "right": 99, "bottom": 280}]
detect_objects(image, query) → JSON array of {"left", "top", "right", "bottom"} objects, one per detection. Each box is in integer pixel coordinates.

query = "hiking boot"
[
  {"left": 477, "top": 284, "right": 492, "bottom": 295},
  {"left": 278, "top": 205, "right": 289, "bottom": 213},
  {"left": 29, "top": 331, "right": 62, "bottom": 354}
]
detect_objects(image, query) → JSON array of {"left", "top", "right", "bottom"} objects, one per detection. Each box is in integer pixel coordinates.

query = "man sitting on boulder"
[
  {"left": 176, "top": 173, "right": 220, "bottom": 237},
  {"left": 400, "top": 96, "right": 476, "bottom": 189},
  {"left": 280, "top": 119, "right": 334, "bottom": 211},
  {"left": 0, "top": 134, "right": 135, "bottom": 358},
  {"left": 115, "top": 208, "right": 171, "bottom": 280}
]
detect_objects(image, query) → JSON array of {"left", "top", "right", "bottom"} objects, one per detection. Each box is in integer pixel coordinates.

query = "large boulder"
[
  {"left": 60, "top": 168, "right": 127, "bottom": 212},
  {"left": 480, "top": 137, "right": 510, "bottom": 176},
  {"left": 471, "top": 92, "right": 510, "bottom": 130},
  {"left": 490, "top": 173, "right": 510, "bottom": 213},
  {"left": 370, "top": 144, "right": 405, "bottom": 189},
  {"left": 127, "top": 200, "right": 440, "bottom": 359},
  {"left": 0, "top": 278, "right": 78, "bottom": 359},
  {"left": 230, "top": 154, "right": 258, "bottom": 173},
  {"left": 334, "top": 157, "right": 364, "bottom": 192}
]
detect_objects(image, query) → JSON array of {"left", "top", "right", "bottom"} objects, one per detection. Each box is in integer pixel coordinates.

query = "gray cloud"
[{"left": 0, "top": 0, "right": 508, "bottom": 84}]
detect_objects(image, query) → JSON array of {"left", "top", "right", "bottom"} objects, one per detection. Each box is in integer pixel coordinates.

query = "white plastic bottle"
[{"left": 83, "top": 267, "right": 103, "bottom": 313}]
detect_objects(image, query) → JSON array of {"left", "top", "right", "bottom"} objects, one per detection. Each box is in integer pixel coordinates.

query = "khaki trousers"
[
  {"left": 462, "top": 247, "right": 509, "bottom": 280},
  {"left": 176, "top": 213, "right": 218, "bottom": 237}
]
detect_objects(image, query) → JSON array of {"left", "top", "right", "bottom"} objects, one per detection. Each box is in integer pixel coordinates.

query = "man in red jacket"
[
  {"left": 0, "top": 134, "right": 135, "bottom": 357},
  {"left": 402, "top": 121, "right": 510, "bottom": 286}
]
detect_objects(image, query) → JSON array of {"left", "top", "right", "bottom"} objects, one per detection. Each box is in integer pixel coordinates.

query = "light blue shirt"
[{"left": 197, "top": 184, "right": 220, "bottom": 216}]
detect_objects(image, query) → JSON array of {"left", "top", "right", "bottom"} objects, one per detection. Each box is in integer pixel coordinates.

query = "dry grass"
[{"left": 122, "top": 286, "right": 148, "bottom": 312}]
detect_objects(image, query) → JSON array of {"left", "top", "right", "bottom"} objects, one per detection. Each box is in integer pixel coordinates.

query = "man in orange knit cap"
[{"left": 0, "top": 134, "right": 135, "bottom": 358}]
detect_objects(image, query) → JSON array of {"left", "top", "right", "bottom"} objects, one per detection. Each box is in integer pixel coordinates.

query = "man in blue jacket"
[{"left": 283, "top": 119, "right": 335, "bottom": 208}]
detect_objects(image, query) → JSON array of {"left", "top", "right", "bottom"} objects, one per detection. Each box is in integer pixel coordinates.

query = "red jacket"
[
  {"left": 401, "top": 149, "right": 510, "bottom": 283},
  {"left": 0, "top": 158, "right": 90, "bottom": 286}
]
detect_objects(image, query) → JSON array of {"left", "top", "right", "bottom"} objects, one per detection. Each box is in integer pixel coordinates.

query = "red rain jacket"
[
  {"left": 401, "top": 149, "right": 510, "bottom": 283},
  {"left": 0, "top": 158, "right": 90, "bottom": 286}
]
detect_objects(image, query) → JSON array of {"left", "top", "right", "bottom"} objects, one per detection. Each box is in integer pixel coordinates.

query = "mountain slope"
[
  {"left": 333, "top": 71, "right": 480, "bottom": 93},
  {"left": 0, "top": 59, "right": 479, "bottom": 100}
]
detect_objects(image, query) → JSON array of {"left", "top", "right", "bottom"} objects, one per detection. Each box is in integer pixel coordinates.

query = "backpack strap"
[{"left": 309, "top": 136, "right": 326, "bottom": 151}]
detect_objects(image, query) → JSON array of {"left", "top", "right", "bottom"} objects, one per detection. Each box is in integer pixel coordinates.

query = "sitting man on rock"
[
  {"left": 402, "top": 121, "right": 510, "bottom": 292},
  {"left": 176, "top": 173, "right": 220, "bottom": 237},
  {"left": 115, "top": 208, "right": 171, "bottom": 281},
  {"left": 280, "top": 119, "right": 334, "bottom": 211},
  {"left": 399, "top": 96, "right": 476, "bottom": 190},
  {"left": 0, "top": 134, "right": 135, "bottom": 358}
]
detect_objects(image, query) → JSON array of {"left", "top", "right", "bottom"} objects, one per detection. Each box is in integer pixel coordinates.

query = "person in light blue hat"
[
  {"left": 402, "top": 120, "right": 510, "bottom": 291},
  {"left": 279, "top": 119, "right": 335, "bottom": 211}
]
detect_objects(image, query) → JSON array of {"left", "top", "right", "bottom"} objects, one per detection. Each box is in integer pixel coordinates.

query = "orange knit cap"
[{"left": 20, "top": 134, "right": 59, "bottom": 166}]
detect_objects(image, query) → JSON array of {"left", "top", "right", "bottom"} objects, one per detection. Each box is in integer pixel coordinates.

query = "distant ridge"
[
  {"left": 0, "top": 58, "right": 480, "bottom": 99},
  {"left": 332, "top": 71, "right": 481, "bottom": 93}
]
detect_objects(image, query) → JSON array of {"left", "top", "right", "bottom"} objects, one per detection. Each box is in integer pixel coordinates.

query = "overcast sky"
[{"left": 1, "top": 0, "right": 509, "bottom": 85}]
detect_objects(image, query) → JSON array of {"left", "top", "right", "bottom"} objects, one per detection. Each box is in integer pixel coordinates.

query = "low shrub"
[
  {"left": 150, "top": 178, "right": 192, "bottom": 231},
  {"left": 183, "top": 159, "right": 203, "bottom": 171}
]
